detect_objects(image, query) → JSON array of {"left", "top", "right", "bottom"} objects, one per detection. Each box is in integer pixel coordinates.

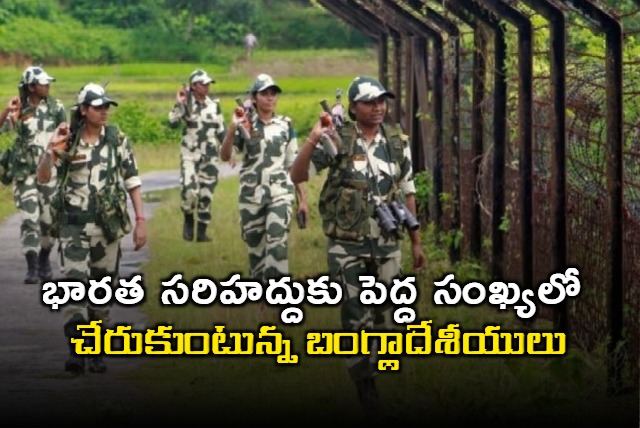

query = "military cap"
[
  {"left": 250, "top": 73, "right": 281, "bottom": 94},
  {"left": 22, "top": 66, "right": 55, "bottom": 85},
  {"left": 189, "top": 69, "right": 215, "bottom": 85},
  {"left": 347, "top": 76, "right": 395, "bottom": 103},
  {"left": 77, "top": 83, "right": 118, "bottom": 107}
]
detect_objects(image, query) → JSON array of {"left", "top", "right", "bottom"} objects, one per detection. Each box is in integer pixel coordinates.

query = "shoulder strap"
[
  {"left": 339, "top": 121, "right": 357, "bottom": 157},
  {"left": 57, "top": 124, "right": 84, "bottom": 188},
  {"left": 46, "top": 97, "right": 61, "bottom": 119},
  {"left": 104, "top": 125, "right": 122, "bottom": 186},
  {"left": 212, "top": 98, "right": 222, "bottom": 114},
  {"left": 104, "top": 125, "right": 121, "bottom": 146},
  {"left": 381, "top": 123, "right": 405, "bottom": 164},
  {"left": 379, "top": 123, "right": 409, "bottom": 198},
  {"left": 281, "top": 116, "right": 296, "bottom": 140}
]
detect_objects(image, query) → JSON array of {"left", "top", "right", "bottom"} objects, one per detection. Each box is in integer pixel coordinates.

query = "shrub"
[{"left": 111, "top": 101, "right": 179, "bottom": 145}]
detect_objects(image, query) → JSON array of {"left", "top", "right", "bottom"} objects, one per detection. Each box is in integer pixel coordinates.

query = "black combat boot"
[
  {"left": 87, "top": 337, "right": 107, "bottom": 374},
  {"left": 38, "top": 246, "right": 53, "bottom": 280},
  {"left": 355, "top": 377, "right": 379, "bottom": 419},
  {"left": 182, "top": 212, "right": 194, "bottom": 241},
  {"left": 63, "top": 314, "right": 86, "bottom": 374},
  {"left": 196, "top": 222, "right": 211, "bottom": 242},
  {"left": 24, "top": 251, "right": 39, "bottom": 284},
  {"left": 85, "top": 309, "right": 107, "bottom": 373},
  {"left": 87, "top": 355, "right": 107, "bottom": 373}
]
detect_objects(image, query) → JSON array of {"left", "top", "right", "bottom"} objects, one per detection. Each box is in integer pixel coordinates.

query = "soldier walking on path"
[
  {"left": 0, "top": 66, "right": 66, "bottom": 284},
  {"left": 290, "top": 76, "right": 426, "bottom": 417},
  {"left": 169, "top": 69, "right": 226, "bottom": 242},
  {"left": 36, "top": 83, "right": 146, "bottom": 374},
  {"left": 220, "top": 74, "right": 307, "bottom": 284}
]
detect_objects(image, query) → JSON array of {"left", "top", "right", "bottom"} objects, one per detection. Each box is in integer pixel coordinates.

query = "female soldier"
[
  {"left": 220, "top": 74, "right": 307, "bottom": 284},
  {"left": 37, "top": 83, "right": 146, "bottom": 374},
  {"left": 168, "top": 69, "right": 226, "bottom": 242},
  {"left": 0, "top": 66, "right": 66, "bottom": 284},
  {"left": 290, "top": 76, "right": 426, "bottom": 416}
]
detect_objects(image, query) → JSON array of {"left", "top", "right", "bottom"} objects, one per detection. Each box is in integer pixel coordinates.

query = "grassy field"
[
  {"left": 0, "top": 50, "right": 376, "bottom": 149},
  {"left": 0, "top": 48, "right": 377, "bottom": 214}
]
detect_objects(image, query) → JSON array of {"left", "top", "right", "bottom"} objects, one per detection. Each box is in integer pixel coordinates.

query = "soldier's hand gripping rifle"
[
  {"left": 178, "top": 84, "right": 192, "bottom": 118},
  {"left": 54, "top": 106, "right": 84, "bottom": 163},
  {"left": 331, "top": 88, "right": 344, "bottom": 128},
  {"left": 7, "top": 96, "right": 21, "bottom": 126},
  {"left": 234, "top": 97, "right": 252, "bottom": 141},
  {"left": 318, "top": 99, "right": 343, "bottom": 159}
]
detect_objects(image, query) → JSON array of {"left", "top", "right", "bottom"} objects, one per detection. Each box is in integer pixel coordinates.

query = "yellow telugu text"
[{"left": 71, "top": 320, "right": 566, "bottom": 371}]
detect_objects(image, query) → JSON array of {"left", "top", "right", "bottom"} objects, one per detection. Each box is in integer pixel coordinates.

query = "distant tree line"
[{"left": 0, "top": 0, "right": 370, "bottom": 64}]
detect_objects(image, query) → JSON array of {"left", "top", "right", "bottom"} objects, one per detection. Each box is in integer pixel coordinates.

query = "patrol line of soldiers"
[
  {"left": 177, "top": 70, "right": 427, "bottom": 417},
  {"left": 172, "top": 70, "right": 308, "bottom": 285},
  {"left": 1, "top": 66, "right": 426, "bottom": 415},
  {"left": 171, "top": 70, "right": 427, "bottom": 416}
]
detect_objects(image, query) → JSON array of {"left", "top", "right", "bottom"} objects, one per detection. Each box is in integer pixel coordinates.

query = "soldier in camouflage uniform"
[
  {"left": 220, "top": 74, "right": 307, "bottom": 284},
  {"left": 0, "top": 66, "right": 66, "bottom": 284},
  {"left": 290, "top": 76, "right": 426, "bottom": 416},
  {"left": 36, "top": 83, "right": 147, "bottom": 375},
  {"left": 168, "top": 69, "right": 226, "bottom": 242}
]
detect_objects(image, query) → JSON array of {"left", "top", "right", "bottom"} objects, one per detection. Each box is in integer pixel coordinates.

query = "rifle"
[
  {"left": 7, "top": 97, "right": 20, "bottom": 128},
  {"left": 48, "top": 117, "right": 82, "bottom": 238},
  {"left": 57, "top": 106, "right": 83, "bottom": 162},
  {"left": 318, "top": 99, "right": 343, "bottom": 159},
  {"left": 6, "top": 83, "right": 28, "bottom": 131},
  {"left": 331, "top": 88, "right": 344, "bottom": 128},
  {"left": 233, "top": 97, "right": 252, "bottom": 140},
  {"left": 17, "top": 83, "right": 28, "bottom": 111},
  {"left": 179, "top": 84, "right": 192, "bottom": 117}
]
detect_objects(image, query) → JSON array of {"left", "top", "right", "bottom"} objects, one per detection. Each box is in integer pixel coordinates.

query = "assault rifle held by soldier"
[
  {"left": 318, "top": 98, "right": 343, "bottom": 159},
  {"left": 234, "top": 96, "right": 252, "bottom": 141}
]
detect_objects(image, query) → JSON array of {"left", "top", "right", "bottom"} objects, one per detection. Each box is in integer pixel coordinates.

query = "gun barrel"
[
  {"left": 320, "top": 99, "right": 331, "bottom": 114},
  {"left": 184, "top": 85, "right": 192, "bottom": 117}
]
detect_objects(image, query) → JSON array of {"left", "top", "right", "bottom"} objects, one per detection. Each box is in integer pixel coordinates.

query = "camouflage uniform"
[
  {"left": 11, "top": 66, "right": 66, "bottom": 283},
  {"left": 168, "top": 69, "right": 225, "bottom": 241},
  {"left": 308, "top": 76, "right": 415, "bottom": 409},
  {"left": 58, "top": 126, "right": 140, "bottom": 324},
  {"left": 233, "top": 75, "right": 298, "bottom": 283},
  {"left": 55, "top": 83, "right": 141, "bottom": 374}
]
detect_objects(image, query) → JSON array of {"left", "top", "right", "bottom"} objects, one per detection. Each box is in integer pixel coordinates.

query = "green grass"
[
  {"left": 134, "top": 143, "right": 181, "bottom": 173},
  {"left": 250, "top": 48, "right": 375, "bottom": 63}
]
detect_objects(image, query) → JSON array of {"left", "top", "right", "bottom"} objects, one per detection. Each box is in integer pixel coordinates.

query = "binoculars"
[{"left": 374, "top": 200, "right": 420, "bottom": 237}]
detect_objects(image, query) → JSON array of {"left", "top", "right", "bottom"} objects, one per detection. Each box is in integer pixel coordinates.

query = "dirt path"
[{"left": 0, "top": 166, "right": 236, "bottom": 427}]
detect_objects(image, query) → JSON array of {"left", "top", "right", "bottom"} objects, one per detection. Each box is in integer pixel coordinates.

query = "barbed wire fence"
[{"left": 318, "top": 0, "right": 639, "bottom": 391}]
